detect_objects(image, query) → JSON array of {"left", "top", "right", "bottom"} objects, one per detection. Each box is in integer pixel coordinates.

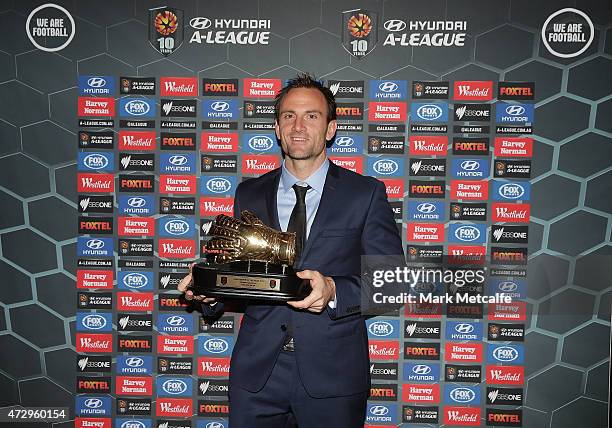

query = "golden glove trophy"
[{"left": 191, "top": 211, "right": 312, "bottom": 301}]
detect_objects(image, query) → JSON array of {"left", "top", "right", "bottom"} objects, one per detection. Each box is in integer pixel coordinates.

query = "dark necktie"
[
  {"left": 287, "top": 183, "right": 310, "bottom": 260},
  {"left": 282, "top": 183, "right": 310, "bottom": 351}
]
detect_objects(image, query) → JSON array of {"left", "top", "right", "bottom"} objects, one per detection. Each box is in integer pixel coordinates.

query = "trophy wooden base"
[{"left": 192, "top": 261, "right": 312, "bottom": 302}]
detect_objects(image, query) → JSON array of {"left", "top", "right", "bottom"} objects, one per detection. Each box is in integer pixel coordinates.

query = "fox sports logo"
[
  {"left": 124, "top": 100, "right": 150, "bottom": 115},
  {"left": 373, "top": 159, "right": 398, "bottom": 175}
]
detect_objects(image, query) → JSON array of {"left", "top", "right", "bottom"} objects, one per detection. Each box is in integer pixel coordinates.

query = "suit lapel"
[
  {"left": 264, "top": 169, "right": 282, "bottom": 230},
  {"left": 298, "top": 162, "right": 340, "bottom": 264}
]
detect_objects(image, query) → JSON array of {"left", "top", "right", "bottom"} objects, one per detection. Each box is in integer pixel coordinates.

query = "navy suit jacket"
[{"left": 204, "top": 162, "right": 403, "bottom": 398}]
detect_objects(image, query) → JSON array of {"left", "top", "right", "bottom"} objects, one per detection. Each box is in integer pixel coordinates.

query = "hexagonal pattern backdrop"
[{"left": 0, "top": 1, "right": 610, "bottom": 427}]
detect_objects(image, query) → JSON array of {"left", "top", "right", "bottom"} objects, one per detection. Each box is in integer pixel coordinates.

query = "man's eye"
[
  {"left": 283, "top": 113, "right": 294, "bottom": 119},
  {"left": 308, "top": 113, "right": 318, "bottom": 119}
]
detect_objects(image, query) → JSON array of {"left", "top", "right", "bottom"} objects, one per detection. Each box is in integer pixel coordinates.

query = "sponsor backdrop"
[{"left": 0, "top": 1, "right": 610, "bottom": 428}]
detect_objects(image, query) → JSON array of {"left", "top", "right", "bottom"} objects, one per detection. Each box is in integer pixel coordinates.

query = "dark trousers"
[{"left": 229, "top": 350, "right": 368, "bottom": 428}]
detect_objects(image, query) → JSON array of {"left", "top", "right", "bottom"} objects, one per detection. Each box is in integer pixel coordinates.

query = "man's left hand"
[{"left": 287, "top": 270, "right": 335, "bottom": 313}]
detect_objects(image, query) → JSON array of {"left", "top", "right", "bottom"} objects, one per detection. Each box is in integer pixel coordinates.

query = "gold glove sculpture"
[{"left": 203, "top": 210, "right": 296, "bottom": 266}]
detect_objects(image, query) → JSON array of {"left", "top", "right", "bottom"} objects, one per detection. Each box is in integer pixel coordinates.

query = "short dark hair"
[{"left": 274, "top": 73, "right": 337, "bottom": 123}]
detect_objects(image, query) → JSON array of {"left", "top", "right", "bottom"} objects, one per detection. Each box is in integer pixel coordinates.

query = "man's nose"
[{"left": 292, "top": 115, "right": 306, "bottom": 131}]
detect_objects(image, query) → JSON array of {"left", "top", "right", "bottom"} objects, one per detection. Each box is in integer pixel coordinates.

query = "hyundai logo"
[
  {"left": 83, "top": 154, "right": 108, "bottom": 170},
  {"left": 166, "top": 316, "right": 186, "bottom": 326},
  {"left": 128, "top": 197, "right": 147, "bottom": 208},
  {"left": 383, "top": 19, "right": 407, "bottom": 32},
  {"left": 162, "top": 378, "right": 188, "bottom": 395},
  {"left": 248, "top": 135, "right": 274, "bottom": 151},
  {"left": 206, "top": 177, "right": 232, "bottom": 193},
  {"left": 82, "top": 314, "right": 107, "bottom": 330},
  {"left": 87, "top": 77, "right": 106, "bottom": 87},
  {"left": 455, "top": 323, "right": 475, "bottom": 334},
  {"left": 412, "top": 364, "right": 431, "bottom": 375},
  {"left": 373, "top": 159, "right": 398, "bottom": 175},
  {"left": 211, "top": 101, "right": 229, "bottom": 112},
  {"left": 84, "top": 398, "right": 103, "bottom": 408},
  {"left": 190, "top": 17, "right": 212, "bottom": 29},
  {"left": 86, "top": 239, "right": 105, "bottom": 249},
  {"left": 335, "top": 136, "right": 354, "bottom": 146},
  {"left": 121, "top": 421, "right": 145, "bottom": 428},
  {"left": 499, "top": 281, "right": 518, "bottom": 292},
  {"left": 169, "top": 155, "right": 188, "bottom": 166},
  {"left": 123, "top": 273, "right": 148, "bottom": 288},
  {"left": 450, "top": 387, "right": 476, "bottom": 403},
  {"left": 203, "top": 338, "right": 228, "bottom": 353},
  {"left": 416, "top": 202, "right": 436, "bottom": 214},
  {"left": 454, "top": 225, "right": 480, "bottom": 242},
  {"left": 379, "top": 81, "right": 398, "bottom": 93},
  {"left": 460, "top": 160, "right": 480, "bottom": 171},
  {"left": 124, "top": 100, "right": 150, "bottom": 115},
  {"left": 499, "top": 183, "right": 524, "bottom": 199},
  {"left": 368, "top": 321, "right": 394, "bottom": 337},
  {"left": 416, "top": 104, "right": 443, "bottom": 120},
  {"left": 369, "top": 405, "right": 389, "bottom": 416},
  {"left": 506, "top": 105, "right": 525, "bottom": 116},
  {"left": 493, "top": 346, "right": 518, "bottom": 362},
  {"left": 126, "top": 357, "right": 144, "bottom": 367},
  {"left": 205, "top": 423, "right": 225, "bottom": 428}
]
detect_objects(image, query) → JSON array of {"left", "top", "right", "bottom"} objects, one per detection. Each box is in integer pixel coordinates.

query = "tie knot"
[{"left": 292, "top": 183, "right": 310, "bottom": 203}]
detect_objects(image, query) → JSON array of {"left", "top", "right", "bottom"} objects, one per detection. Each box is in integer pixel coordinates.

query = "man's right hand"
[{"left": 177, "top": 263, "right": 217, "bottom": 304}]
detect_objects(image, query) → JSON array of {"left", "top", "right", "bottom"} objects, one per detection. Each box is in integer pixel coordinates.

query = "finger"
[
  {"left": 296, "top": 270, "right": 315, "bottom": 279},
  {"left": 287, "top": 290, "right": 320, "bottom": 309},
  {"left": 184, "top": 290, "right": 194, "bottom": 300}
]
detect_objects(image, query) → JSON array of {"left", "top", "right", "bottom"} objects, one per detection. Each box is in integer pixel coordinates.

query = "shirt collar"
[{"left": 280, "top": 158, "right": 329, "bottom": 194}]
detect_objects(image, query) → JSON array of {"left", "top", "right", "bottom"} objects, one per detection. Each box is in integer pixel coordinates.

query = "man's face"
[{"left": 275, "top": 87, "right": 337, "bottom": 161}]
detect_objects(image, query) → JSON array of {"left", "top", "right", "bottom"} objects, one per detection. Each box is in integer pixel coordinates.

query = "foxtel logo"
[
  {"left": 78, "top": 174, "right": 114, "bottom": 193},
  {"left": 76, "top": 333, "right": 112, "bottom": 353},
  {"left": 200, "top": 197, "right": 234, "bottom": 217},
  {"left": 116, "top": 292, "right": 154, "bottom": 311},
  {"left": 159, "top": 239, "right": 195, "bottom": 259},
  {"left": 329, "top": 156, "right": 363, "bottom": 174},
  {"left": 118, "top": 131, "right": 156, "bottom": 150}
]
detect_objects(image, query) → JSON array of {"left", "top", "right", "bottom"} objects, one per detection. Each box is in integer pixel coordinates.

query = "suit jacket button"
[{"left": 280, "top": 324, "right": 287, "bottom": 331}]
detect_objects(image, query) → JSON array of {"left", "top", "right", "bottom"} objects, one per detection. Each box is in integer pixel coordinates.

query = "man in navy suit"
[{"left": 179, "top": 74, "right": 403, "bottom": 427}]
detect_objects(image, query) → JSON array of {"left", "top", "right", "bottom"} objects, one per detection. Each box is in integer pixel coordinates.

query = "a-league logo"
[
  {"left": 341, "top": 9, "right": 378, "bottom": 59},
  {"left": 149, "top": 6, "right": 184, "bottom": 56}
]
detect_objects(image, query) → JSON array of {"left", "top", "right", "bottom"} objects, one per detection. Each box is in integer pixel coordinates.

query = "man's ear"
[
  {"left": 275, "top": 120, "right": 281, "bottom": 140},
  {"left": 325, "top": 120, "right": 337, "bottom": 141}
]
